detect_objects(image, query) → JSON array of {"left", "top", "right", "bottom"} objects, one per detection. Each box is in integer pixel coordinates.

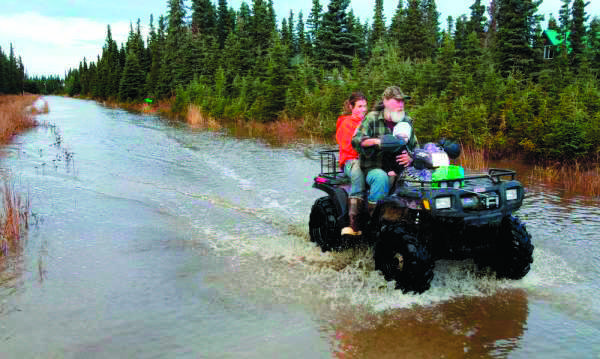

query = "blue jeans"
[
  {"left": 343, "top": 159, "right": 365, "bottom": 198},
  {"left": 365, "top": 168, "right": 390, "bottom": 204}
]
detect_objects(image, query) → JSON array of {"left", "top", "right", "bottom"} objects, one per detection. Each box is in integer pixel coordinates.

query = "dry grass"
[
  {"left": 457, "top": 145, "right": 489, "bottom": 172},
  {"left": 0, "top": 95, "right": 39, "bottom": 145},
  {"left": 186, "top": 104, "right": 221, "bottom": 130},
  {"left": 0, "top": 95, "right": 37, "bottom": 259},
  {"left": 231, "top": 117, "right": 304, "bottom": 145},
  {"left": 0, "top": 182, "right": 30, "bottom": 257},
  {"left": 530, "top": 162, "right": 600, "bottom": 197},
  {"left": 460, "top": 143, "right": 600, "bottom": 197}
]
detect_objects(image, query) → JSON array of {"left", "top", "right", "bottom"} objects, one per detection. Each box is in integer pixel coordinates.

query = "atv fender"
[{"left": 312, "top": 182, "right": 348, "bottom": 218}]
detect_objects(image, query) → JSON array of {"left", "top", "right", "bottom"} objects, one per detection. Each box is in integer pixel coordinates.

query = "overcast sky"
[{"left": 1, "top": 0, "right": 597, "bottom": 77}]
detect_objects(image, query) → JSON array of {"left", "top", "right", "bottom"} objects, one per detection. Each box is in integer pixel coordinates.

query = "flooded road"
[{"left": 0, "top": 96, "right": 599, "bottom": 358}]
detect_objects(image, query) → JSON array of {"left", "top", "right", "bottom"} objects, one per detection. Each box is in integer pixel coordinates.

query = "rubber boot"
[
  {"left": 367, "top": 202, "right": 377, "bottom": 218},
  {"left": 341, "top": 197, "right": 363, "bottom": 236}
]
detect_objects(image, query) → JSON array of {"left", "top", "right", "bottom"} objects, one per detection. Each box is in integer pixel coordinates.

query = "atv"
[{"left": 309, "top": 140, "right": 534, "bottom": 293}]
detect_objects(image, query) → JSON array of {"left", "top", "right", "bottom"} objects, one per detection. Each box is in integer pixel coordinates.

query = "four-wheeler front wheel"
[
  {"left": 489, "top": 216, "right": 534, "bottom": 279},
  {"left": 374, "top": 224, "right": 434, "bottom": 293}
]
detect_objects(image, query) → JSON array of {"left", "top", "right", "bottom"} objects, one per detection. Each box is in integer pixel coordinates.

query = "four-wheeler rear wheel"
[
  {"left": 309, "top": 196, "right": 342, "bottom": 252},
  {"left": 374, "top": 224, "right": 434, "bottom": 294}
]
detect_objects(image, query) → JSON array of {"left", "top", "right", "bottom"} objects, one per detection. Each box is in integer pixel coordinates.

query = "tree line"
[
  {"left": 48, "top": 0, "right": 600, "bottom": 160},
  {"left": 0, "top": 44, "right": 25, "bottom": 95}
]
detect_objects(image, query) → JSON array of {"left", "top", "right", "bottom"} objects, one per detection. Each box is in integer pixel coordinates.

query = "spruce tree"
[
  {"left": 296, "top": 11, "right": 308, "bottom": 57},
  {"left": 307, "top": 0, "right": 323, "bottom": 54},
  {"left": 135, "top": 19, "right": 147, "bottom": 71},
  {"left": 219, "top": 2, "right": 255, "bottom": 79},
  {"left": 347, "top": 10, "right": 368, "bottom": 61},
  {"left": 287, "top": 10, "right": 296, "bottom": 56},
  {"left": 159, "top": 0, "right": 188, "bottom": 95},
  {"left": 370, "top": 0, "right": 386, "bottom": 46},
  {"left": 454, "top": 15, "right": 469, "bottom": 55},
  {"left": 467, "top": 0, "right": 487, "bottom": 36},
  {"left": 146, "top": 15, "right": 165, "bottom": 98},
  {"left": 559, "top": 0, "right": 571, "bottom": 31},
  {"left": 250, "top": 0, "right": 274, "bottom": 79},
  {"left": 420, "top": 0, "right": 440, "bottom": 59},
  {"left": 589, "top": 17, "right": 600, "bottom": 73},
  {"left": 402, "top": 0, "right": 427, "bottom": 59},
  {"left": 461, "top": 31, "right": 484, "bottom": 75},
  {"left": 217, "top": 0, "right": 234, "bottom": 48},
  {"left": 191, "top": 0, "right": 217, "bottom": 34},
  {"left": 97, "top": 25, "right": 120, "bottom": 99},
  {"left": 267, "top": 0, "right": 277, "bottom": 31},
  {"left": 0, "top": 46, "right": 7, "bottom": 94},
  {"left": 316, "top": 0, "right": 360, "bottom": 68},
  {"left": 263, "top": 35, "right": 290, "bottom": 120},
  {"left": 445, "top": 16, "right": 454, "bottom": 35},
  {"left": 281, "top": 18, "right": 290, "bottom": 47},
  {"left": 436, "top": 32, "right": 456, "bottom": 93},
  {"left": 146, "top": 15, "right": 157, "bottom": 71},
  {"left": 222, "top": 32, "right": 244, "bottom": 78},
  {"left": 495, "top": 0, "right": 542, "bottom": 75},
  {"left": 569, "top": 0, "right": 589, "bottom": 69},
  {"left": 80, "top": 58, "right": 89, "bottom": 95},
  {"left": 8, "top": 44, "right": 18, "bottom": 93},
  {"left": 389, "top": 0, "right": 406, "bottom": 44},
  {"left": 119, "top": 48, "right": 145, "bottom": 101}
]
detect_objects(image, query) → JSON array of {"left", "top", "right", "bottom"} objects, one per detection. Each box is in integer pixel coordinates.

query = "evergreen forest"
[{"left": 11, "top": 0, "right": 600, "bottom": 161}]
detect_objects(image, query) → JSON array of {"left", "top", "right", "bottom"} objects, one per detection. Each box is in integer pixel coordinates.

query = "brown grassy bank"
[
  {"left": 0, "top": 95, "right": 37, "bottom": 259},
  {"left": 183, "top": 104, "right": 325, "bottom": 146},
  {"left": 0, "top": 95, "right": 39, "bottom": 145}
]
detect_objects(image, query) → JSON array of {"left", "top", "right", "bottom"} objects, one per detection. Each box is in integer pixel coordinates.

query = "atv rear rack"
[
  {"left": 314, "top": 150, "right": 348, "bottom": 186},
  {"left": 317, "top": 150, "right": 344, "bottom": 178}
]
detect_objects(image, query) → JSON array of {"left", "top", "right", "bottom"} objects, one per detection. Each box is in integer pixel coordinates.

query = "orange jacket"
[{"left": 336, "top": 114, "right": 363, "bottom": 168}]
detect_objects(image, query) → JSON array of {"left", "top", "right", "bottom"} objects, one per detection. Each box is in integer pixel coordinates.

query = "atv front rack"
[{"left": 401, "top": 168, "right": 517, "bottom": 188}]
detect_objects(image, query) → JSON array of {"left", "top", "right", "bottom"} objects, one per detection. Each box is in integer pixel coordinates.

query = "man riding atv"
[{"left": 310, "top": 88, "right": 534, "bottom": 293}]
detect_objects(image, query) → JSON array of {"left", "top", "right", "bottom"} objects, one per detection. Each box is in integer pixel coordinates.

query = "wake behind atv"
[{"left": 309, "top": 149, "right": 534, "bottom": 294}]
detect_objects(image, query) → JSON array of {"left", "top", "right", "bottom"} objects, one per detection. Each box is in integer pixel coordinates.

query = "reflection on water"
[{"left": 331, "top": 289, "right": 528, "bottom": 358}]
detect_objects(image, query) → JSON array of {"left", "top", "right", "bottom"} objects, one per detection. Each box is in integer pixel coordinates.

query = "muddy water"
[{"left": 0, "top": 96, "right": 598, "bottom": 358}]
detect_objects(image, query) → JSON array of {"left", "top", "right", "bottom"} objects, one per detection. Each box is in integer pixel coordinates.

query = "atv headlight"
[
  {"left": 506, "top": 188, "right": 518, "bottom": 201},
  {"left": 435, "top": 197, "right": 452, "bottom": 209}
]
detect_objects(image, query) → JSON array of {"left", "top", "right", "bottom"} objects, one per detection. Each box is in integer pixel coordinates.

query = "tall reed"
[
  {"left": 0, "top": 182, "right": 30, "bottom": 257},
  {"left": 0, "top": 95, "right": 38, "bottom": 259},
  {"left": 457, "top": 145, "right": 488, "bottom": 172},
  {"left": 530, "top": 161, "right": 600, "bottom": 198}
]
